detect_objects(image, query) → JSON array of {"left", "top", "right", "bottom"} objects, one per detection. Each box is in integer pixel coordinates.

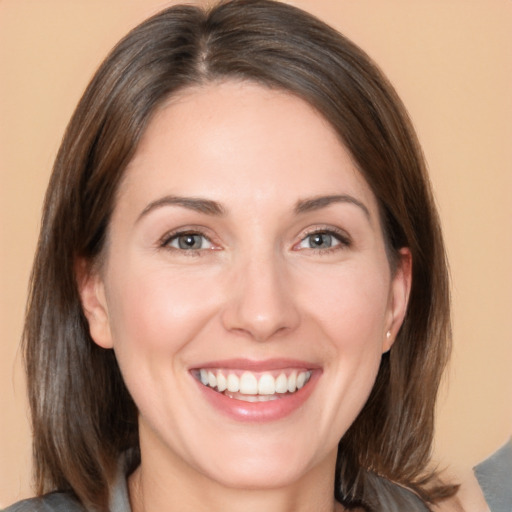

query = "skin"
[{"left": 80, "top": 81, "right": 411, "bottom": 512}]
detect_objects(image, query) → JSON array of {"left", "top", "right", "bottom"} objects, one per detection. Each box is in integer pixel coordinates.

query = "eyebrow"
[
  {"left": 137, "top": 193, "right": 369, "bottom": 222},
  {"left": 295, "top": 194, "right": 370, "bottom": 218},
  {"left": 137, "top": 195, "right": 225, "bottom": 221}
]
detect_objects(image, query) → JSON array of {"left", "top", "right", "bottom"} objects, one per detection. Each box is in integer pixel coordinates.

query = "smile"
[{"left": 195, "top": 369, "right": 313, "bottom": 402}]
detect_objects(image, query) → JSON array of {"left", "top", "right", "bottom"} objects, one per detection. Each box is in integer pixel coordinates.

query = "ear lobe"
[
  {"left": 76, "top": 259, "right": 113, "bottom": 349},
  {"left": 383, "top": 248, "right": 412, "bottom": 353}
]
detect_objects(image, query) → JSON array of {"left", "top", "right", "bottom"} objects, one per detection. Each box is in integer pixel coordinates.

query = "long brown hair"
[{"left": 24, "top": 1, "right": 455, "bottom": 510}]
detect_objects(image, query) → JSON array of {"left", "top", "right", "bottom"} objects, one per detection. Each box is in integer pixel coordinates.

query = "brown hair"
[{"left": 24, "top": 1, "right": 455, "bottom": 510}]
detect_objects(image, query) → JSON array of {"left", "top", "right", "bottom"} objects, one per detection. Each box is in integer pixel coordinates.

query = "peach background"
[{"left": 1, "top": 0, "right": 511, "bottom": 507}]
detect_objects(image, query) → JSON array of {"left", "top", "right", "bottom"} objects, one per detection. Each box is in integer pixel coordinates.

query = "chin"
[
  {"left": 192, "top": 435, "right": 331, "bottom": 491},
  {"left": 205, "top": 458, "right": 310, "bottom": 491}
]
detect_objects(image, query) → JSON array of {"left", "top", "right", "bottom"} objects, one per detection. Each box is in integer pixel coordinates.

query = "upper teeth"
[{"left": 198, "top": 369, "right": 312, "bottom": 395}]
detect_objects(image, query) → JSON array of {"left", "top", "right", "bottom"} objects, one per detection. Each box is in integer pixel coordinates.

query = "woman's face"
[{"left": 81, "top": 81, "right": 410, "bottom": 491}]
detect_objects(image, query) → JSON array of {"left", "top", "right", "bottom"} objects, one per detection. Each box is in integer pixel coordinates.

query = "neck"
[
  {"left": 130, "top": 470, "right": 344, "bottom": 512},
  {"left": 129, "top": 433, "right": 344, "bottom": 512}
]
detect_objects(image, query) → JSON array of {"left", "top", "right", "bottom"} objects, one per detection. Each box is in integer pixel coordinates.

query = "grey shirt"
[
  {"left": 2, "top": 450, "right": 430, "bottom": 512},
  {"left": 474, "top": 438, "right": 512, "bottom": 512},
  {"left": 2, "top": 471, "right": 429, "bottom": 512},
  {"left": 5, "top": 441, "right": 511, "bottom": 512},
  {"left": 2, "top": 459, "right": 131, "bottom": 512}
]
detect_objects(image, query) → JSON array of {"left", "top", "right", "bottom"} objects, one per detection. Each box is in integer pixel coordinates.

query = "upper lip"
[{"left": 190, "top": 358, "right": 321, "bottom": 372}]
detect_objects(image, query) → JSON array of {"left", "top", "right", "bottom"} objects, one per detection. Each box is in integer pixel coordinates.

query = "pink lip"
[
  {"left": 191, "top": 358, "right": 321, "bottom": 372},
  {"left": 190, "top": 359, "right": 321, "bottom": 423}
]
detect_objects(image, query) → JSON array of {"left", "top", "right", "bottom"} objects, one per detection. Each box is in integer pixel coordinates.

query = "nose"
[{"left": 221, "top": 254, "right": 300, "bottom": 342}]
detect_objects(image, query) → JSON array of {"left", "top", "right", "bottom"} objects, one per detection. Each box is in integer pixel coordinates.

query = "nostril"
[{"left": 225, "top": 319, "right": 295, "bottom": 343}]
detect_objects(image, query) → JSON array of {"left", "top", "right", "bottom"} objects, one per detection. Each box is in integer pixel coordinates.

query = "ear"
[
  {"left": 383, "top": 248, "right": 412, "bottom": 353},
  {"left": 76, "top": 258, "right": 113, "bottom": 349}
]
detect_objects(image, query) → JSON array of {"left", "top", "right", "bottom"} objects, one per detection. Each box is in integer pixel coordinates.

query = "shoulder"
[
  {"left": 2, "top": 492, "right": 85, "bottom": 512},
  {"left": 474, "top": 438, "right": 512, "bottom": 512},
  {"left": 4, "top": 451, "right": 134, "bottom": 512}
]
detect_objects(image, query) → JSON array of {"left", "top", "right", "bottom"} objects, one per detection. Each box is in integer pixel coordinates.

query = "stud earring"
[{"left": 386, "top": 330, "right": 391, "bottom": 339}]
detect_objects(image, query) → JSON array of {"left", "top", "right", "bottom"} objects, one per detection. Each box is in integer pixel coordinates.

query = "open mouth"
[{"left": 193, "top": 368, "right": 313, "bottom": 402}]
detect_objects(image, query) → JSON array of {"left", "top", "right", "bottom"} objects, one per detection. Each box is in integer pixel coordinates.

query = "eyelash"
[
  {"left": 159, "top": 229, "right": 217, "bottom": 256},
  {"left": 295, "top": 227, "right": 352, "bottom": 254},
  {"left": 158, "top": 227, "right": 351, "bottom": 256}
]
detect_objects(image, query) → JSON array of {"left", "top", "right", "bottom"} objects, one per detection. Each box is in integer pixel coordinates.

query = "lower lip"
[{"left": 194, "top": 371, "right": 320, "bottom": 423}]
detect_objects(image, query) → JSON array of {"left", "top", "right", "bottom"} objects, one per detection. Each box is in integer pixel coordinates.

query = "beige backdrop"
[{"left": 1, "top": 0, "right": 511, "bottom": 507}]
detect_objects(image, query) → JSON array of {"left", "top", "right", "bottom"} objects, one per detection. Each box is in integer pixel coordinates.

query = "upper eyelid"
[
  {"left": 298, "top": 226, "right": 351, "bottom": 242},
  {"left": 159, "top": 227, "right": 216, "bottom": 247},
  {"left": 290, "top": 227, "right": 352, "bottom": 254},
  {"left": 157, "top": 224, "right": 351, "bottom": 249}
]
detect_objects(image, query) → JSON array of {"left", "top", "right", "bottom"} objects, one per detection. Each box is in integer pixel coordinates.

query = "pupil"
[
  {"left": 311, "top": 233, "right": 331, "bottom": 248},
  {"left": 179, "top": 234, "right": 201, "bottom": 249}
]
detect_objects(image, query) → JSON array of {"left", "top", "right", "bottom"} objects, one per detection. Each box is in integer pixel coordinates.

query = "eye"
[
  {"left": 295, "top": 229, "right": 350, "bottom": 251},
  {"left": 302, "top": 232, "right": 337, "bottom": 249},
  {"left": 164, "top": 232, "right": 214, "bottom": 251}
]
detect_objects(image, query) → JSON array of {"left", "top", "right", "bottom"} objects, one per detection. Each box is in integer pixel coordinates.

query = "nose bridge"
[{"left": 222, "top": 247, "right": 300, "bottom": 341}]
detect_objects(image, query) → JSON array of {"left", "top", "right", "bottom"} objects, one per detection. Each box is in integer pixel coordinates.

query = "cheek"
[
  {"left": 297, "top": 263, "right": 390, "bottom": 423},
  {"left": 102, "top": 263, "right": 225, "bottom": 427},
  {"left": 103, "top": 262, "right": 223, "bottom": 397},
  {"left": 106, "top": 265, "right": 212, "bottom": 347},
  {"left": 300, "top": 261, "right": 391, "bottom": 351}
]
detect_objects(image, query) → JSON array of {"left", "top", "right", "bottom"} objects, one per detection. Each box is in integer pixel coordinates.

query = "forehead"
[{"left": 118, "top": 80, "right": 379, "bottom": 220}]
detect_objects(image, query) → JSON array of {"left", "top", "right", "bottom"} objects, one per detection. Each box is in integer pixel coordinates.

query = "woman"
[{"left": 6, "top": 0, "right": 458, "bottom": 510}]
